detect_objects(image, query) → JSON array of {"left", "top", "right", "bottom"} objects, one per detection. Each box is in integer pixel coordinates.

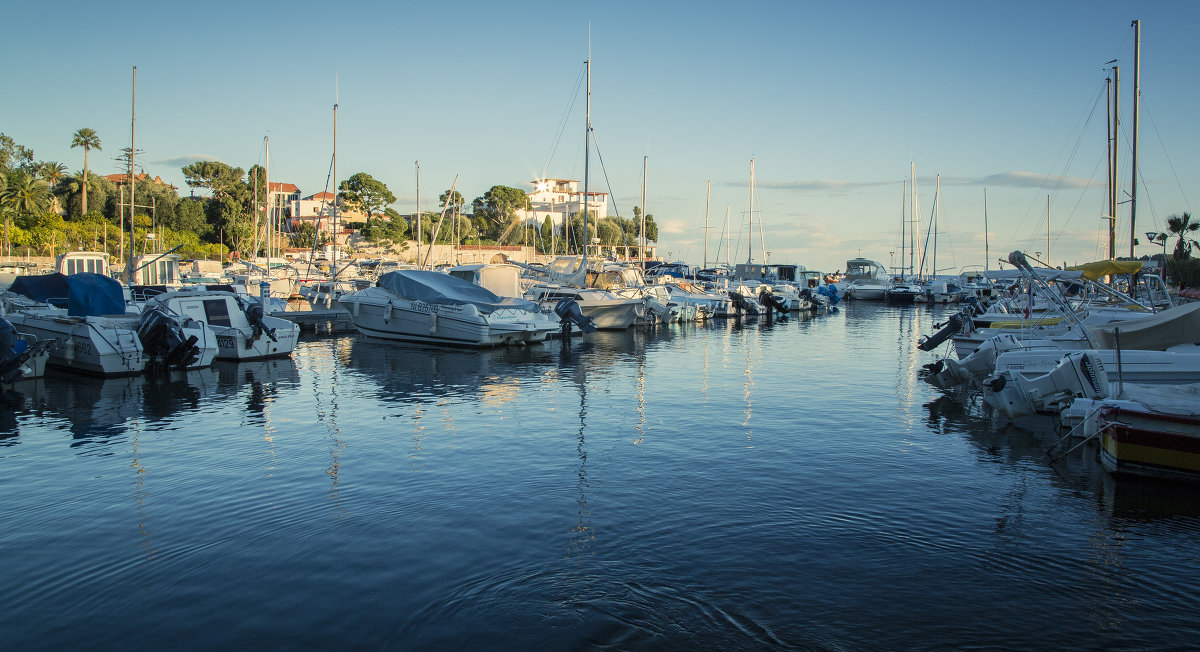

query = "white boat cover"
[
  {"left": 1086, "top": 301, "right": 1200, "bottom": 351},
  {"left": 378, "top": 270, "right": 541, "bottom": 313}
]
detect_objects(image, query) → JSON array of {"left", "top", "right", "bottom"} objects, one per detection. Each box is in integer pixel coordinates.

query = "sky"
[{"left": 4, "top": 1, "right": 1198, "bottom": 273}]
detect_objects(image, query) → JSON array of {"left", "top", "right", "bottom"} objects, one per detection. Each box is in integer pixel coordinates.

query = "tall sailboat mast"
[
  {"left": 127, "top": 65, "right": 137, "bottom": 279},
  {"left": 265, "top": 135, "right": 271, "bottom": 265},
  {"left": 984, "top": 188, "right": 989, "bottom": 271},
  {"left": 746, "top": 158, "right": 755, "bottom": 265},
  {"left": 640, "top": 155, "right": 647, "bottom": 265},
  {"left": 583, "top": 48, "right": 591, "bottom": 269},
  {"left": 1129, "top": 19, "right": 1141, "bottom": 259},
  {"left": 703, "top": 180, "right": 711, "bottom": 268},
  {"left": 415, "top": 161, "right": 421, "bottom": 268},
  {"left": 900, "top": 179, "right": 906, "bottom": 276},
  {"left": 1107, "top": 66, "right": 1119, "bottom": 260},
  {"left": 909, "top": 163, "right": 917, "bottom": 277},
  {"left": 332, "top": 101, "right": 338, "bottom": 268}
]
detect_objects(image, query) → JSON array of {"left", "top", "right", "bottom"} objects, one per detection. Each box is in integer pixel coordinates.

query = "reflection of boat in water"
[
  {"left": 210, "top": 356, "right": 301, "bottom": 396},
  {"left": 6, "top": 368, "right": 221, "bottom": 445},
  {"left": 343, "top": 337, "right": 556, "bottom": 404}
]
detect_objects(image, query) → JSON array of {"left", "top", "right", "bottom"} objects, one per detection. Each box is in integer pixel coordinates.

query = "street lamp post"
[{"left": 1146, "top": 231, "right": 1167, "bottom": 280}]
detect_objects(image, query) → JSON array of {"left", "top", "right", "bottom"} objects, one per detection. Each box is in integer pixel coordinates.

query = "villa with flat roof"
[{"left": 521, "top": 178, "right": 607, "bottom": 226}]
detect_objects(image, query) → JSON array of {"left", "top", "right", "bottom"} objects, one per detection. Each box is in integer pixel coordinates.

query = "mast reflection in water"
[{"left": 3, "top": 303, "right": 1200, "bottom": 649}]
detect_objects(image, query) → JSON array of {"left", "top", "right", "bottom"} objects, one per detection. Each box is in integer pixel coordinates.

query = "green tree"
[
  {"left": 1166, "top": 212, "right": 1200, "bottom": 261},
  {"left": 172, "top": 197, "right": 209, "bottom": 236},
  {"left": 70, "top": 128, "right": 101, "bottom": 215},
  {"left": 0, "top": 169, "right": 50, "bottom": 254},
  {"left": 596, "top": 217, "right": 621, "bottom": 246},
  {"left": 290, "top": 222, "right": 324, "bottom": 249},
  {"left": 540, "top": 216, "right": 555, "bottom": 253},
  {"left": 566, "top": 211, "right": 596, "bottom": 254},
  {"left": 632, "top": 206, "right": 659, "bottom": 243},
  {"left": 181, "top": 160, "right": 245, "bottom": 199},
  {"left": 439, "top": 188, "right": 464, "bottom": 213},
  {"left": 0, "top": 133, "right": 34, "bottom": 171},
  {"left": 339, "top": 172, "right": 395, "bottom": 221},
  {"left": 471, "top": 185, "right": 530, "bottom": 242}
]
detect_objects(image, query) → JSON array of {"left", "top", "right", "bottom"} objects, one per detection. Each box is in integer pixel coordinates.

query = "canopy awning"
[{"left": 1065, "top": 260, "right": 1143, "bottom": 281}]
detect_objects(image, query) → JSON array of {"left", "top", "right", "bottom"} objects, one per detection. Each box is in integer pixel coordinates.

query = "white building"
[{"left": 521, "top": 178, "right": 607, "bottom": 227}]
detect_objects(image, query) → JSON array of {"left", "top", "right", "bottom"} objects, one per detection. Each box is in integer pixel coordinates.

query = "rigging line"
[
  {"left": 588, "top": 130, "right": 634, "bottom": 250},
  {"left": 303, "top": 152, "right": 337, "bottom": 280},
  {"left": 1004, "top": 79, "right": 1107, "bottom": 250},
  {"left": 542, "top": 63, "right": 588, "bottom": 179},
  {"left": 1048, "top": 149, "right": 1105, "bottom": 259},
  {"left": 1141, "top": 97, "right": 1193, "bottom": 215}
]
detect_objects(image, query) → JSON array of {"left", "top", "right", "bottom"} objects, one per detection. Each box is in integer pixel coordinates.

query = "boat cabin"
[
  {"left": 447, "top": 263, "right": 524, "bottom": 298},
  {"left": 843, "top": 258, "right": 889, "bottom": 283},
  {"left": 734, "top": 263, "right": 802, "bottom": 283},
  {"left": 127, "top": 253, "right": 182, "bottom": 287},
  {"left": 56, "top": 251, "right": 111, "bottom": 276}
]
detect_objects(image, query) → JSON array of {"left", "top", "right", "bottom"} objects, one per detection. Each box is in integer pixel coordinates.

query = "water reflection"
[{"left": 342, "top": 337, "right": 558, "bottom": 407}]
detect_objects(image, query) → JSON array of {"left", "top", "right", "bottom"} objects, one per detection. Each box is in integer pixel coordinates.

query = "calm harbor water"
[{"left": 3, "top": 301, "right": 1200, "bottom": 649}]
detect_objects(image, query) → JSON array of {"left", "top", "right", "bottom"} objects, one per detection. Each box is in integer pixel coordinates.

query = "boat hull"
[
  {"left": 344, "top": 289, "right": 557, "bottom": 347},
  {"left": 1100, "top": 409, "right": 1200, "bottom": 482},
  {"left": 6, "top": 313, "right": 145, "bottom": 377}
]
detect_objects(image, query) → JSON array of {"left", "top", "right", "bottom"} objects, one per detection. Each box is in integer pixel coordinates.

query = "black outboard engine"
[
  {"left": 728, "top": 291, "right": 749, "bottom": 316},
  {"left": 554, "top": 297, "right": 597, "bottom": 336},
  {"left": 917, "top": 311, "right": 968, "bottom": 352},
  {"left": 242, "top": 300, "right": 278, "bottom": 344},
  {"left": 757, "top": 287, "right": 790, "bottom": 319},
  {"left": 138, "top": 306, "right": 201, "bottom": 369}
]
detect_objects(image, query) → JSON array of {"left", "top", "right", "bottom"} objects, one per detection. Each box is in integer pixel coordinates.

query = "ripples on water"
[{"left": 2, "top": 303, "right": 1200, "bottom": 649}]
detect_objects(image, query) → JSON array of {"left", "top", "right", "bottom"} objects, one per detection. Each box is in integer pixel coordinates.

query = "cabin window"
[{"left": 202, "top": 299, "right": 233, "bottom": 327}]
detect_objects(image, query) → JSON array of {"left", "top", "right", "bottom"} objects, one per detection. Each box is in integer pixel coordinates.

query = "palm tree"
[
  {"left": 1166, "top": 212, "right": 1200, "bottom": 260},
  {"left": 0, "top": 169, "right": 49, "bottom": 257},
  {"left": 71, "top": 128, "right": 101, "bottom": 216}
]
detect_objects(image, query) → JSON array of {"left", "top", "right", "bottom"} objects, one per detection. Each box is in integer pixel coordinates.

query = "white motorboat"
[
  {"left": 524, "top": 284, "right": 643, "bottom": 330},
  {"left": 342, "top": 270, "right": 560, "bottom": 347},
  {"left": 142, "top": 288, "right": 299, "bottom": 360},
  {"left": 4, "top": 273, "right": 146, "bottom": 376},
  {"left": 841, "top": 258, "right": 890, "bottom": 300}
]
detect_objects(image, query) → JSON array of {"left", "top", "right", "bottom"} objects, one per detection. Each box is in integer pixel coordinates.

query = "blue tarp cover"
[
  {"left": 8, "top": 273, "right": 125, "bottom": 316},
  {"left": 9, "top": 274, "right": 69, "bottom": 306},
  {"left": 67, "top": 273, "right": 126, "bottom": 316},
  {"left": 377, "top": 270, "right": 540, "bottom": 313}
]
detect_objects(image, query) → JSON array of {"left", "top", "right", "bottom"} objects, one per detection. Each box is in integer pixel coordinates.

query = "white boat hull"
[
  {"left": 6, "top": 313, "right": 145, "bottom": 377},
  {"left": 344, "top": 288, "right": 558, "bottom": 347}
]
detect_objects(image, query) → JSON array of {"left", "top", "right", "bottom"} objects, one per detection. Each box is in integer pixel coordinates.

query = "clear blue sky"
[{"left": 4, "top": 1, "right": 1197, "bottom": 272}]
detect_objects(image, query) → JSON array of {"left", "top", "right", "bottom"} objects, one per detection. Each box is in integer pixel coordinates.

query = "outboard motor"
[
  {"left": 728, "top": 291, "right": 749, "bottom": 317},
  {"left": 981, "top": 350, "right": 1109, "bottom": 420},
  {"left": 137, "top": 306, "right": 201, "bottom": 370},
  {"left": 757, "top": 287, "right": 789, "bottom": 320},
  {"left": 917, "top": 311, "right": 969, "bottom": 352},
  {"left": 242, "top": 300, "right": 278, "bottom": 344},
  {"left": 554, "top": 297, "right": 597, "bottom": 336}
]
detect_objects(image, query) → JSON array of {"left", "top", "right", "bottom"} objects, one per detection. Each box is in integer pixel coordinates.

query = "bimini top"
[
  {"left": 8, "top": 272, "right": 126, "bottom": 316},
  {"left": 1065, "top": 260, "right": 1143, "bottom": 282},
  {"left": 377, "top": 270, "right": 541, "bottom": 313}
]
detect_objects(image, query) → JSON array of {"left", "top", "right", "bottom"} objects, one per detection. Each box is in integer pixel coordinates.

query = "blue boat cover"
[
  {"left": 8, "top": 273, "right": 125, "bottom": 316},
  {"left": 67, "top": 273, "right": 126, "bottom": 316},
  {"left": 9, "top": 274, "right": 70, "bottom": 306},
  {"left": 377, "top": 270, "right": 541, "bottom": 313}
]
